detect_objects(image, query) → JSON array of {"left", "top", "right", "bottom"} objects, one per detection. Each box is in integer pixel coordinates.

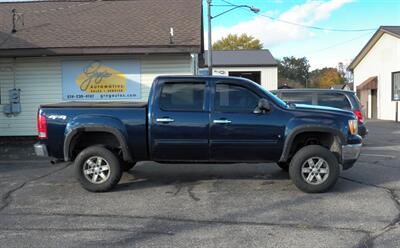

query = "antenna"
[
  {"left": 11, "top": 9, "right": 24, "bottom": 34},
  {"left": 169, "top": 27, "right": 174, "bottom": 44}
]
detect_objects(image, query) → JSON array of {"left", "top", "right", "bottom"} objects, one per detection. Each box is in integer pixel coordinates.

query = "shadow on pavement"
[{"left": 114, "top": 162, "right": 290, "bottom": 192}]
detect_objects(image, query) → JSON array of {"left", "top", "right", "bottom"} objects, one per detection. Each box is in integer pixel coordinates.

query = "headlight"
[{"left": 348, "top": 119, "right": 358, "bottom": 135}]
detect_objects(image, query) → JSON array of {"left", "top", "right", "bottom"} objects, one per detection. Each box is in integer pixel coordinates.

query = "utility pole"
[
  {"left": 207, "top": 0, "right": 213, "bottom": 76},
  {"left": 206, "top": 1, "right": 259, "bottom": 76}
]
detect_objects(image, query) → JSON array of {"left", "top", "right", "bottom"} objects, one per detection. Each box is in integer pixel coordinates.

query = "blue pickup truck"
[{"left": 34, "top": 76, "right": 362, "bottom": 193}]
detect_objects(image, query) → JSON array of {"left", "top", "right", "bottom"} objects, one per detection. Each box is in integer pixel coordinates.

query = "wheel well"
[
  {"left": 69, "top": 132, "right": 123, "bottom": 161},
  {"left": 288, "top": 132, "right": 341, "bottom": 162}
]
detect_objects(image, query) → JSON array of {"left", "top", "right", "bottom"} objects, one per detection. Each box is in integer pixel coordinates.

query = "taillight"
[
  {"left": 37, "top": 113, "right": 48, "bottom": 139},
  {"left": 354, "top": 110, "right": 364, "bottom": 124}
]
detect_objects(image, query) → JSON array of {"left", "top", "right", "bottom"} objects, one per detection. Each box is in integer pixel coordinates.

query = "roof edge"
[
  {"left": 348, "top": 26, "right": 400, "bottom": 71},
  {"left": 0, "top": 46, "right": 202, "bottom": 57}
]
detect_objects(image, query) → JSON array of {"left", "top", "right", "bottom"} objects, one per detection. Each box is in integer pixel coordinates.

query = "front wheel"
[
  {"left": 75, "top": 146, "right": 122, "bottom": 192},
  {"left": 289, "top": 145, "right": 340, "bottom": 193}
]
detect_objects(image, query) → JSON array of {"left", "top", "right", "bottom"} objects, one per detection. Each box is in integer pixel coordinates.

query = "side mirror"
[{"left": 253, "top": 98, "right": 271, "bottom": 114}]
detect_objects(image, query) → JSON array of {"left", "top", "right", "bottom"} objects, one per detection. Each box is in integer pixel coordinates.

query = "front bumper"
[
  {"left": 358, "top": 124, "right": 368, "bottom": 137},
  {"left": 34, "top": 142, "right": 49, "bottom": 157},
  {"left": 341, "top": 143, "right": 362, "bottom": 170}
]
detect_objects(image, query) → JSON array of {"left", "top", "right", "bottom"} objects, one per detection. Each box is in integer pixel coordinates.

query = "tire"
[
  {"left": 74, "top": 146, "right": 122, "bottom": 192},
  {"left": 122, "top": 162, "right": 136, "bottom": 172},
  {"left": 276, "top": 162, "right": 289, "bottom": 172},
  {"left": 289, "top": 145, "right": 340, "bottom": 193}
]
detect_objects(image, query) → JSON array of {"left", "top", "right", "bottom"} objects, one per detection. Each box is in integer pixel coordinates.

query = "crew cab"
[{"left": 34, "top": 76, "right": 362, "bottom": 193}]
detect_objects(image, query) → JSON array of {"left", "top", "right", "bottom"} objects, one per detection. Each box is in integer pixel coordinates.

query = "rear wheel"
[
  {"left": 289, "top": 145, "right": 340, "bottom": 193},
  {"left": 75, "top": 146, "right": 122, "bottom": 192}
]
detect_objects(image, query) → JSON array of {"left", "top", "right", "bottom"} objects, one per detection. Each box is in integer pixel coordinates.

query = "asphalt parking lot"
[{"left": 0, "top": 120, "right": 399, "bottom": 248}]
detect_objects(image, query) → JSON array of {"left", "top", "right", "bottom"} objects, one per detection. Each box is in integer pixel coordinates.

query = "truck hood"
[{"left": 290, "top": 103, "right": 355, "bottom": 118}]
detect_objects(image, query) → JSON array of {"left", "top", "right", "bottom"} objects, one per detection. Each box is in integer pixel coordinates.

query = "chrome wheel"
[
  {"left": 83, "top": 156, "right": 111, "bottom": 184},
  {"left": 301, "top": 157, "right": 330, "bottom": 185}
]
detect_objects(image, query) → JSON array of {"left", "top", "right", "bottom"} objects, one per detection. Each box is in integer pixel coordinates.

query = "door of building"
[
  {"left": 371, "top": 89, "right": 378, "bottom": 119},
  {"left": 228, "top": 71, "right": 261, "bottom": 84}
]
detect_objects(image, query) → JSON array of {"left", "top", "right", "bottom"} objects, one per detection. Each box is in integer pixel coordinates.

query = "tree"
[
  {"left": 337, "top": 62, "right": 353, "bottom": 84},
  {"left": 212, "top": 34, "right": 263, "bottom": 50},
  {"left": 309, "top": 67, "right": 345, "bottom": 88},
  {"left": 278, "top": 56, "right": 310, "bottom": 88}
]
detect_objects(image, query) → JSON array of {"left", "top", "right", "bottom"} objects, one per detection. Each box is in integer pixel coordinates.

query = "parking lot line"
[
  {"left": 360, "top": 153, "right": 396, "bottom": 158},
  {"left": 363, "top": 145, "right": 400, "bottom": 151}
]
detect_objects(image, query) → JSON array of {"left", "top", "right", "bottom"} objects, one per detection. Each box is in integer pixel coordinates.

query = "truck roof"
[
  {"left": 271, "top": 88, "right": 356, "bottom": 94},
  {"left": 41, "top": 101, "right": 147, "bottom": 108},
  {"left": 155, "top": 75, "right": 249, "bottom": 81}
]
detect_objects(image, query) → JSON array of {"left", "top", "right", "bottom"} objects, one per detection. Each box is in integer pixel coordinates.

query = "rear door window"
[
  {"left": 159, "top": 82, "right": 205, "bottom": 111},
  {"left": 317, "top": 93, "right": 351, "bottom": 110},
  {"left": 280, "top": 92, "right": 314, "bottom": 105}
]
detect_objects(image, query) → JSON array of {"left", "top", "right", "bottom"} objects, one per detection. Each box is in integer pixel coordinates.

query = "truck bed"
[
  {"left": 40, "top": 102, "right": 148, "bottom": 160},
  {"left": 41, "top": 101, "right": 148, "bottom": 108}
]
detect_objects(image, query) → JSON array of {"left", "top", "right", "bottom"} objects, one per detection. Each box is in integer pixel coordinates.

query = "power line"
[
  {"left": 307, "top": 31, "right": 375, "bottom": 54},
  {"left": 220, "top": 0, "right": 377, "bottom": 32},
  {"left": 257, "top": 12, "right": 376, "bottom": 32}
]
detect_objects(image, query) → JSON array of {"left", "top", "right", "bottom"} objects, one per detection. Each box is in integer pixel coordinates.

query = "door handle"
[
  {"left": 156, "top": 118, "right": 175, "bottom": 123},
  {"left": 213, "top": 119, "right": 231, "bottom": 124}
]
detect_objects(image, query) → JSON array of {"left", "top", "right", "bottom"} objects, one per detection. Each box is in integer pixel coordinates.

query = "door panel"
[
  {"left": 210, "top": 82, "right": 284, "bottom": 162},
  {"left": 151, "top": 81, "right": 210, "bottom": 161},
  {"left": 210, "top": 113, "right": 283, "bottom": 161}
]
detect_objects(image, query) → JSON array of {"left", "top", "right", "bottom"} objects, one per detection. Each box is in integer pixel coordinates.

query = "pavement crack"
[
  {"left": 0, "top": 163, "right": 71, "bottom": 212},
  {"left": 168, "top": 181, "right": 200, "bottom": 201},
  {"left": 341, "top": 176, "right": 400, "bottom": 248},
  {"left": 187, "top": 184, "right": 200, "bottom": 201}
]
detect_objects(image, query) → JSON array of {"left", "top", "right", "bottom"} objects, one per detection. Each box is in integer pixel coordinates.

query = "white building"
[
  {"left": 348, "top": 26, "right": 400, "bottom": 120},
  {"left": 0, "top": 0, "right": 203, "bottom": 136},
  {"left": 203, "top": 50, "right": 278, "bottom": 90}
]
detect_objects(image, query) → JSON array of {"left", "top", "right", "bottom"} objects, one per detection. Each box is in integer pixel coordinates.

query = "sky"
[
  {"left": 204, "top": 0, "right": 400, "bottom": 69},
  {"left": 0, "top": 0, "right": 399, "bottom": 70}
]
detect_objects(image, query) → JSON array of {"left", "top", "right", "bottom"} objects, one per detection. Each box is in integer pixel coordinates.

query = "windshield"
[
  {"left": 255, "top": 83, "right": 288, "bottom": 108},
  {"left": 231, "top": 77, "right": 288, "bottom": 108}
]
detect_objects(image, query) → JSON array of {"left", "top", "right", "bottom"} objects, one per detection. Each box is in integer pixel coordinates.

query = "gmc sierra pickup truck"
[{"left": 34, "top": 76, "right": 362, "bottom": 193}]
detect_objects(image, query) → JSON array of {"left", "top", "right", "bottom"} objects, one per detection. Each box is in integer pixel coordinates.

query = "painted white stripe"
[
  {"left": 363, "top": 145, "right": 400, "bottom": 151},
  {"left": 360, "top": 153, "right": 396, "bottom": 158}
]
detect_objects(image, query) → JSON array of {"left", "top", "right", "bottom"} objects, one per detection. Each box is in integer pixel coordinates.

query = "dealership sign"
[{"left": 62, "top": 60, "right": 141, "bottom": 101}]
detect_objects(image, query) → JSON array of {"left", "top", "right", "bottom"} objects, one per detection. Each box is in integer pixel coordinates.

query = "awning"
[{"left": 357, "top": 76, "right": 378, "bottom": 91}]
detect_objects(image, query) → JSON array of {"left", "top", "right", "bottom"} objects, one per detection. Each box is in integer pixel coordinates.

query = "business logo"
[
  {"left": 76, "top": 62, "right": 127, "bottom": 93},
  {"left": 62, "top": 59, "right": 141, "bottom": 101}
]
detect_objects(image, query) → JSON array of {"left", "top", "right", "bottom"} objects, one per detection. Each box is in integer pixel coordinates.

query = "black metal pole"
[
  {"left": 207, "top": 0, "right": 213, "bottom": 76},
  {"left": 11, "top": 9, "right": 17, "bottom": 33},
  {"left": 396, "top": 101, "right": 398, "bottom": 123}
]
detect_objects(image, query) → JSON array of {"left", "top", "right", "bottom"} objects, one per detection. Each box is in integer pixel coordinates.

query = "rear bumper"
[
  {"left": 342, "top": 143, "right": 362, "bottom": 170},
  {"left": 34, "top": 142, "right": 49, "bottom": 157}
]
